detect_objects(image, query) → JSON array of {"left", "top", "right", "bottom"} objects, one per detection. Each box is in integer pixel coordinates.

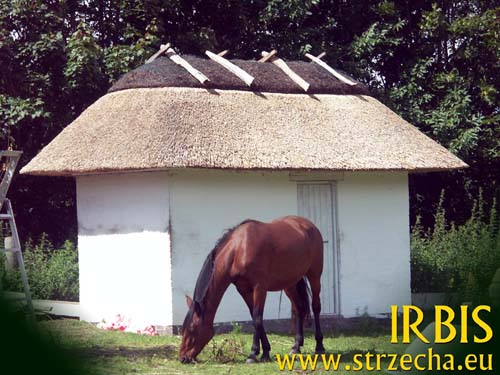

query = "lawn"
[{"left": 39, "top": 319, "right": 408, "bottom": 375}]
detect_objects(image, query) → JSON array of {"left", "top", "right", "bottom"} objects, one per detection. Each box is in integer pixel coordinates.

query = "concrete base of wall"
[{"left": 165, "top": 315, "right": 393, "bottom": 336}]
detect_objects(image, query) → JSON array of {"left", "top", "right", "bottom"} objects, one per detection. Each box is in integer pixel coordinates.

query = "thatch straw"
[
  {"left": 109, "top": 55, "right": 370, "bottom": 96},
  {"left": 21, "top": 87, "right": 467, "bottom": 176}
]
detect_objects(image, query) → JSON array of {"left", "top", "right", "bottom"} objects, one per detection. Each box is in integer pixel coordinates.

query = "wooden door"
[{"left": 297, "top": 183, "right": 339, "bottom": 315}]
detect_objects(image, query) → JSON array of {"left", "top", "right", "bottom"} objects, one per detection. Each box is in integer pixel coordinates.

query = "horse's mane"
[{"left": 182, "top": 219, "right": 257, "bottom": 331}]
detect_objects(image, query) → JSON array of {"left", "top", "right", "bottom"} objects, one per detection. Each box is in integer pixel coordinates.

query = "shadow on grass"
[{"left": 74, "top": 344, "right": 177, "bottom": 360}]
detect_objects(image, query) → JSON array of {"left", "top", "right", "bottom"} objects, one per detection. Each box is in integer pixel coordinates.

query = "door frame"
[{"left": 296, "top": 181, "right": 341, "bottom": 316}]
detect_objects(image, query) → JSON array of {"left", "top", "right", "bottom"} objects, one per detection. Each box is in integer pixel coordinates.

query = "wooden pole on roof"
[
  {"left": 166, "top": 48, "right": 210, "bottom": 85},
  {"left": 305, "top": 53, "right": 357, "bottom": 86},
  {"left": 260, "top": 51, "right": 310, "bottom": 92},
  {"left": 258, "top": 49, "right": 277, "bottom": 62},
  {"left": 205, "top": 50, "right": 254, "bottom": 87},
  {"left": 145, "top": 43, "right": 171, "bottom": 64}
]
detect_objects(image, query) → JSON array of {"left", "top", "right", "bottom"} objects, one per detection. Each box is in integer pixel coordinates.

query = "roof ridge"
[{"left": 109, "top": 54, "right": 371, "bottom": 96}]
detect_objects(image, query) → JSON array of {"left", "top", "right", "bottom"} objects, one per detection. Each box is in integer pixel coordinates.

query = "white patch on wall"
[{"left": 77, "top": 172, "right": 172, "bottom": 326}]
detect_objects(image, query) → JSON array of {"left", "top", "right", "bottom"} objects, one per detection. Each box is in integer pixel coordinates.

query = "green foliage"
[
  {"left": 208, "top": 336, "right": 245, "bottom": 363},
  {"left": 65, "top": 24, "right": 107, "bottom": 101},
  {"left": 411, "top": 192, "right": 500, "bottom": 304},
  {"left": 0, "top": 95, "right": 49, "bottom": 144},
  {"left": 354, "top": 2, "right": 499, "bottom": 159},
  {"left": 354, "top": 307, "right": 382, "bottom": 336},
  {"left": 0, "top": 234, "right": 79, "bottom": 301},
  {"left": 351, "top": 2, "right": 499, "bottom": 227},
  {"left": 231, "top": 322, "right": 242, "bottom": 334}
]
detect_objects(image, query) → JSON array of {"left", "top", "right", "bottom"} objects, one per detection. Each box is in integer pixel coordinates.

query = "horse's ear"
[{"left": 185, "top": 295, "right": 193, "bottom": 309}]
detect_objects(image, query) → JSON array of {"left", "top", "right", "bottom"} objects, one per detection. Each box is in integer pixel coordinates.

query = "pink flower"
[{"left": 97, "top": 314, "right": 158, "bottom": 336}]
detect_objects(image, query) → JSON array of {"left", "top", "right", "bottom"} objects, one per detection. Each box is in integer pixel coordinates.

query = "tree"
[{"left": 350, "top": 1, "right": 500, "bottom": 224}]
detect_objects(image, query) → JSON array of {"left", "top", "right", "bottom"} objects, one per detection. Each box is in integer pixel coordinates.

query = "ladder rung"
[
  {"left": 0, "top": 247, "right": 20, "bottom": 253},
  {"left": 0, "top": 151, "right": 33, "bottom": 318}
]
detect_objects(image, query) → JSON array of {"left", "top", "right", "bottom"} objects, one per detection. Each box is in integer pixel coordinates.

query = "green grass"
[{"left": 39, "top": 319, "right": 408, "bottom": 374}]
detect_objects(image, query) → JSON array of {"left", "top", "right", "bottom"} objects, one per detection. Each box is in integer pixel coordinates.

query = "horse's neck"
[{"left": 202, "top": 267, "right": 231, "bottom": 325}]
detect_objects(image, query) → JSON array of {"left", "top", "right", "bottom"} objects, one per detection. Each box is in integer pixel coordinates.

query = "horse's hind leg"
[
  {"left": 307, "top": 274, "right": 325, "bottom": 354},
  {"left": 284, "top": 283, "right": 308, "bottom": 354},
  {"left": 237, "top": 286, "right": 271, "bottom": 362}
]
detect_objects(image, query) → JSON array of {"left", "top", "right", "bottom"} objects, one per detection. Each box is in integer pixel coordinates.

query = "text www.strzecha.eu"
[{"left": 275, "top": 350, "right": 493, "bottom": 372}]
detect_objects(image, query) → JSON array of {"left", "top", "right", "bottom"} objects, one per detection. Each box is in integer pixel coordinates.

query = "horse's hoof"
[
  {"left": 260, "top": 354, "right": 271, "bottom": 362},
  {"left": 180, "top": 356, "right": 194, "bottom": 364},
  {"left": 289, "top": 348, "right": 301, "bottom": 355},
  {"left": 246, "top": 355, "right": 258, "bottom": 364},
  {"left": 315, "top": 348, "right": 326, "bottom": 355}
]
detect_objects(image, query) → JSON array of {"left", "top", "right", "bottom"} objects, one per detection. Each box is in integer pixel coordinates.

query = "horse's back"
[
  {"left": 272, "top": 215, "right": 323, "bottom": 246},
  {"left": 274, "top": 215, "right": 322, "bottom": 234},
  {"left": 239, "top": 215, "right": 323, "bottom": 254},
  {"left": 229, "top": 216, "right": 323, "bottom": 290}
]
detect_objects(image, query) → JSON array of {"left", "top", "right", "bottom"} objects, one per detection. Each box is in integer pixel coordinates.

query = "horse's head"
[{"left": 179, "top": 295, "right": 214, "bottom": 363}]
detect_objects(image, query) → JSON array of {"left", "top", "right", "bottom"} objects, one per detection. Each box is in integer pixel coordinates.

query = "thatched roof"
[
  {"left": 22, "top": 84, "right": 466, "bottom": 176},
  {"left": 109, "top": 55, "right": 370, "bottom": 95}
]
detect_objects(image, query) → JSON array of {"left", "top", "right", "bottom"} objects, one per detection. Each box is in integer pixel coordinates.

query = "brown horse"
[{"left": 179, "top": 215, "right": 325, "bottom": 364}]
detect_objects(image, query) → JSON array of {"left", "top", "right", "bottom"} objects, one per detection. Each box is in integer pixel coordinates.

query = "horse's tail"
[{"left": 296, "top": 277, "right": 311, "bottom": 325}]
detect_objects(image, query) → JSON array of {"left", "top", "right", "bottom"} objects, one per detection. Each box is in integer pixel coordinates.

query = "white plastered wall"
[
  {"left": 76, "top": 172, "right": 172, "bottom": 326},
  {"left": 336, "top": 172, "right": 411, "bottom": 316},
  {"left": 76, "top": 169, "right": 410, "bottom": 326}
]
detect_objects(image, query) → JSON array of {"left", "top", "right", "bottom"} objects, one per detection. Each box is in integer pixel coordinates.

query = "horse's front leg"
[
  {"left": 246, "top": 288, "right": 268, "bottom": 364},
  {"left": 238, "top": 286, "right": 271, "bottom": 362}
]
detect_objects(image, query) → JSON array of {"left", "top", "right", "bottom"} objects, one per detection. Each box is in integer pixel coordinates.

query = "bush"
[
  {"left": 208, "top": 337, "right": 245, "bottom": 363},
  {"left": 0, "top": 234, "right": 79, "bottom": 301},
  {"left": 411, "top": 192, "right": 500, "bottom": 304}
]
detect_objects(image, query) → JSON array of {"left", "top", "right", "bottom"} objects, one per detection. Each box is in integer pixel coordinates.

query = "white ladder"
[{"left": 0, "top": 151, "right": 34, "bottom": 316}]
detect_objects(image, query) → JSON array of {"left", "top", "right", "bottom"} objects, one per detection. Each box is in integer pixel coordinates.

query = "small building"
[{"left": 22, "top": 54, "right": 466, "bottom": 331}]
